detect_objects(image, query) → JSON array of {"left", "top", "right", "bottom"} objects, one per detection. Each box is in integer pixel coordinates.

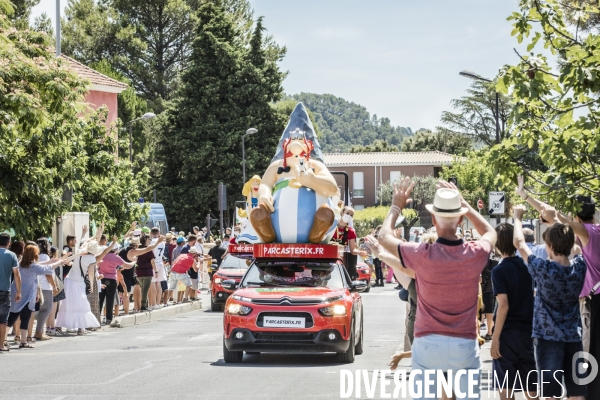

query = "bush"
[{"left": 353, "top": 206, "right": 389, "bottom": 238}]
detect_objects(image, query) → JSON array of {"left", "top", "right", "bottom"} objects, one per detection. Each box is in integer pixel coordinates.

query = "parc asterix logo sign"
[{"left": 339, "top": 352, "right": 598, "bottom": 399}]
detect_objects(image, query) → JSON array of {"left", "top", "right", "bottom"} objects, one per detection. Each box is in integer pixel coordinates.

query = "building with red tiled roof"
[
  {"left": 60, "top": 55, "right": 128, "bottom": 127},
  {"left": 324, "top": 151, "right": 457, "bottom": 209}
]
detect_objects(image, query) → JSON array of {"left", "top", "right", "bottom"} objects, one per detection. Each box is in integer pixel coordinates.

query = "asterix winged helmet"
[{"left": 271, "top": 102, "right": 324, "bottom": 165}]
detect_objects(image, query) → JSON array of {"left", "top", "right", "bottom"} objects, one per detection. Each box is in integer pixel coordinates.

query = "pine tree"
[{"left": 155, "top": 1, "right": 284, "bottom": 230}]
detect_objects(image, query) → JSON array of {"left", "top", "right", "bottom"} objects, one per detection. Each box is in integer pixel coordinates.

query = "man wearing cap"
[
  {"left": 378, "top": 177, "right": 496, "bottom": 399},
  {"left": 167, "top": 247, "right": 202, "bottom": 303}
]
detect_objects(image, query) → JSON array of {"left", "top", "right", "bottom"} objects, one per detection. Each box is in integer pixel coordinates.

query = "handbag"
[
  {"left": 53, "top": 272, "right": 64, "bottom": 293},
  {"left": 79, "top": 256, "right": 92, "bottom": 295}
]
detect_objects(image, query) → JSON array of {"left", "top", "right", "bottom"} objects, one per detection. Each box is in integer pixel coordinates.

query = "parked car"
[{"left": 211, "top": 255, "right": 250, "bottom": 311}]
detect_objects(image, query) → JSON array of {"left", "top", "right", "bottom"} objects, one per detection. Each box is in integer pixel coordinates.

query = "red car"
[
  {"left": 211, "top": 255, "right": 250, "bottom": 311},
  {"left": 222, "top": 244, "right": 367, "bottom": 364},
  {"left": 356, "top": 257, "right": 372, "bottom": 293}
]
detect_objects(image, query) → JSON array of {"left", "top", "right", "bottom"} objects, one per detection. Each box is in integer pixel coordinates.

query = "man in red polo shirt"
[
  {"left": 166, "top": 247, "right": 202, "bottom": 303},
  {"left": 378, "top": 177, "right": 496, "bottom": 399}
]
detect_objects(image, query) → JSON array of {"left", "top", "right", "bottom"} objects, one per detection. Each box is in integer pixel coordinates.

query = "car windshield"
[
  {"left": 242, "top": 262, "right": 345, "bottom": 289},
  {"left": 220, "top": 255, "right": 250, "bottom": 270}
]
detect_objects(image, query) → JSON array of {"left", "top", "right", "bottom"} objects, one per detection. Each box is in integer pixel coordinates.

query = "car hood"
[{"left": 235, "top": 286, "right": 344, "bottom": 300}]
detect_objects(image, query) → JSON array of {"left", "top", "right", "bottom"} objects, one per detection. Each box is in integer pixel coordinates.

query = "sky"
[{"left": 32, "top": 0, "right": 526, "bottom": 131}]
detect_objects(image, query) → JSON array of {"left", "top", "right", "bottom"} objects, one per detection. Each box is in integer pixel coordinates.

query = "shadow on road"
[{"left": 211, "top": 352, "right": 343, "bottom": 368}]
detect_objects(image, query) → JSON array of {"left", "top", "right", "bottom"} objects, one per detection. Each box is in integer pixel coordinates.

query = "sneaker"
[{"left": 480, "top": 322, "right": 487, "bottom": 329}]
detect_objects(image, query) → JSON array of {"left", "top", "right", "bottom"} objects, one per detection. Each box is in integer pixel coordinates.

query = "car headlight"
[
  {"left": 318, "top": 304, "right": 347, "bottom": 316},
  {"left": 232, "top": 294, "right": 252, "bottom": 302},
  {"left": 214, "top": 277, "right": 222, "bottom": 284},
  {"left": 227, "top": 303, "right": 253, "bottom": 315}
]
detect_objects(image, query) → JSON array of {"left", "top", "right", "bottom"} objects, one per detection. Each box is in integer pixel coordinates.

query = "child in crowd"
[
  {"left": 513, "top": 204, "right": 587, "bottom": 400},
  {"left": 490, "top": 223, "right": 537, "bottom": 400}
]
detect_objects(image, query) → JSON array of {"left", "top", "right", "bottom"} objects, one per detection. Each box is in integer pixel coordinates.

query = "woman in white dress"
[{"left": 56, "top": 241, "right": 106, "bottom": 334}]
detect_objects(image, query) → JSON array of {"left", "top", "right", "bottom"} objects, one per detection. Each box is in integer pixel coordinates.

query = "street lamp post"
[
  {"left": 242, "top": 128, "right": 258, "bottom": 186},
  {"left": 459, "top": 70, "right": 500, "bottom": 145},
  {"left": 128, "top": 112, "right": 156, "bottom": 163},
  {"left": 459, "top": 70, "right": 502, "bottom": 225}
]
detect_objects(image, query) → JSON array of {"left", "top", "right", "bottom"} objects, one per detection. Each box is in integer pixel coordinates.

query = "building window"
[
  {"left": 353, "top": 172, "right": 364, "bottom": 198},
  {"left": 354, "top": 205, "right": 364, "bottom": 211},
  {"left": 390, "top": 171, "right": 401, "bottom": 183}
]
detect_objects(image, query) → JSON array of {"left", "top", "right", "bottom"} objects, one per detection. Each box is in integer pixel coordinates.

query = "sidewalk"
[{"left": 108, "top": 299, "right": 203, "bottom": 328}]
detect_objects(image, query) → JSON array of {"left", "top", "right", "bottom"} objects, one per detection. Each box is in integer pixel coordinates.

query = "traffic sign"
[
  {"left": 488, "top": 192, "right": 505, "bottom": 215},
  {"left": 477, "top": 199, "right": 484, "bottom": 210}
]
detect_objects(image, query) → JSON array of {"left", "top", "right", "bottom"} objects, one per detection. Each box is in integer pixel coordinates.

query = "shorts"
[
  {"left": 122, "top": 275, "right": 132, "bottom": 293},
  {"left": 152, "top": 264, "right": 166, "bottom": 283},
  {"left": 492, "top": 329, "right": 537, "bottom": 391},
  {"left": 160, "top": 280, "right": 168, "bottom": 291},
  {"left": 167, "top": 272, "right": 192, "bottom": 291},
  {"left": 0, "top": 291, "right": 10, "bottom": 325},
  {"left": 411, "top": 334, "right": 481, "bottom": 399},
  {"left": 534, "top": 338, "right": 587, "bottom": 398},
  {"left": 117, "top": 282, "right": 125, "bottom": 293},
  {"left": 191, "top": 278, "right": 198, "bottom": 291},
  {"left": 482, "top": 291, "right": 495, "bottom": 314}
]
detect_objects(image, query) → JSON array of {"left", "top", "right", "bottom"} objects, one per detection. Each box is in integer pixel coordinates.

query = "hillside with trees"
[{"left": 282, "top": 93, "right": 414, "bottom": 152}]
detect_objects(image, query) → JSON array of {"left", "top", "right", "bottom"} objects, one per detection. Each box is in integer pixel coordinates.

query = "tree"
[
  {"left": 377, "top": 176, "right": 437, "bottom": 238},
  {"left": 493, "top": 0, "right": 600, "bottom": 209},
  {"left": 350, "top": 139, "right": 399, "bottom": 153},
  {"left": 439, "top": 151, "right": 520, "bottom": 218},
  {"left": 0, "top": 19, "right": 146, "bottom": 238},
  {"left": 285, "top": 93, "right": 412, "bottom": 152},
  {"left": 401, "top": 129, "right": 473, "bottom": 155},
  {"left": 272, "top": 99, "right": 321, "bottom": 138},
  {"left": 154, "top": 1, "right": 285, "bottom": 230},
  {"left": 61, "top": 0, "right": 285, "bottom": 112},
  {"left": 440, "top": 80, "right": 511, "bottom": 146},
  {"left": 7, "top": 0, "right": 38, "bottom": 29},
  {"left": 32, "top": 12, "right": 53, "bottom": 35}
]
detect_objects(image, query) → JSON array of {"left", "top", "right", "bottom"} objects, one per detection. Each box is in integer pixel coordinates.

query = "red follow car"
[
  {"left": 356, "top": 256, "right": 372, "bottom": 293},
  {"left": 210, "top": 254, "right": 251, "bottom": 311},
  {"left": 221, "top": 243, "right": 368, "bottom": 364}
]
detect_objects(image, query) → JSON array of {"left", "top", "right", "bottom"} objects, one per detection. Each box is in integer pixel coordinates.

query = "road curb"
[{"left": 110, "top": 301, "right": 203, "bottom": 328}]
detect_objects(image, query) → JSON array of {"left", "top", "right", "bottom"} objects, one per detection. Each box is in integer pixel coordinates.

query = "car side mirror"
[
  {"left": 221, "top": 280, "right": 237, "bottom": 290},
  {"left": 350, "top": 280, "right": 368, "bottom": 293}
]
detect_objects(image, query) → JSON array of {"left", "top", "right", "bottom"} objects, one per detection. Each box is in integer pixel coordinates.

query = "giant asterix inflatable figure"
[{"left": 249, "top": 103, "right": 338, "bottom": 244}]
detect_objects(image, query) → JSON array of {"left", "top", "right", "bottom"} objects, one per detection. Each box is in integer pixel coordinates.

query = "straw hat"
[
  {"left": 85, "top": 240, "right": 104, "bottom": 256},
  {"left": 188, "top": 246, "right": 199, "bottom": 254},
  {"left": 425, "top": 188, "right": 469, "bottom": 218},
  {"left": 129, "top": 236, "right": 141, "bottom": 246}
]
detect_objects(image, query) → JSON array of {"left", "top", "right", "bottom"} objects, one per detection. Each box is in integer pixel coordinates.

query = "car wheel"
[
  {"left": 355, "top": 313, "right": 364, "bottom": 355},
  {"left": 336, "top": 319, "right": 355, "bottom": 363},
  {"left": 363, "top": 282, "right": 370, "bottom": 293},
  {"left": 223, "top": 338, "right": 243, "bottom": 363},
  {"left": 211, "top": 296, "right": 220, "bottom": 312}
]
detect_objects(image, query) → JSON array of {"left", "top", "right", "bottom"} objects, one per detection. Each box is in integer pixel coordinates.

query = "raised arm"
[
  {"left": 94, "top": 221, "right": 105, "bottom": 242},
  {"left": 95, "top": 235, "right": 117, "bottom": 262},
  {"left": 128, "top": 236, "right": 165, "bottom": 257},
  {"left": 379, "top": 177, "right": 414, "bottom": 257},
  {"left": 437, "top": 180, "right": 496, "bottom": 246},
  {"left": 365, "top": 235, "right": 415, "bottom": 282},
  {"left": 513, "top": 205, "right": 532, "bottom": 263}
]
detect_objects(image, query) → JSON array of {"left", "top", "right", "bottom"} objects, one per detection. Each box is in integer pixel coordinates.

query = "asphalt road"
[{"left": 0, "top": 285, "right": 525, "bottom": 400}]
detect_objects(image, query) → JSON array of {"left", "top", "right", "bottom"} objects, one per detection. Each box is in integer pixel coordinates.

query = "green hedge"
[{"left": 353, "top": 206, "right": 389, "bottom": 238}]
